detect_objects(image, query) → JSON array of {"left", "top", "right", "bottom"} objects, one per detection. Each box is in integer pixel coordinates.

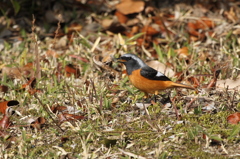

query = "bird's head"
[{"left": 117, "top": 53, "right": 146, "bottom": 75}]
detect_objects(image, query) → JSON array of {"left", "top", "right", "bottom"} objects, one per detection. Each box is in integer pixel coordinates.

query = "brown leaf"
[
  {"left": 115, "top": 10, "right": 128, "bottom": 24},
  {"left": 207, "top": 70, "right": 221, "bottom": 88},
  {"left": 22, "top": 77, "right": 36, "bottom": 89},
  {"left": 28, "top": 89, "right": 42, "bottom": 95},
  {"left": 30, "top": 117, "right": 46, "bottom": 130},
  {"left": 65, "top": 64, "right": 80, "bottom": 78},
  {"left": 51, "top": 105, "right": 67, "bottom": 113},
  {"left": 116, "top": 0, "right": 145, "bottom": 15},
  {"left": 175, "top": 47, "right": 189, "bottom": 59},
  {"left": 0, "top": 100, "right": 19, "bottom": 114},
  {"left": 67, "top": 23, "right": 82, "bottom": 33},
  {"left": 0, "top": 85, "right": 8, "bottom": 93},
  {"left": 0, "top": 115, "right": 11, "bottom": 129},
  {"left": 227, "top": 112, "right": 240, "bottom": 124},
  {"left": 58, "top": 113, "right": 85, "bottom": 123},
  {"left": 195, "top": 17, "right": 215, "bottom": 29},
  {"left": 46, "top": 50, "right": 59, "bottom": 58},
  {"left": 2, "top": 62, "right": 34, "bottom": 79},
  {"left": 141, "top": 25, "right": 160, "bottom": 36}
]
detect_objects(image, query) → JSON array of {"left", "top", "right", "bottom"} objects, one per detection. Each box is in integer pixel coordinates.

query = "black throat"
[{"left": 124, "top": 59, "right": 146, "bottom": 75}]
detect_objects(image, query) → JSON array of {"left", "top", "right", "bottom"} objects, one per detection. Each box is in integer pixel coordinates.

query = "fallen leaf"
[
  {"left": 2, "top": 62, "right": 34, "bottom": 79},
  {"left": 146, "top": 60, "right": 175, "bottom": 77},
  {"left": 207, "top": 70, "right": 221, "bottom": 88},
  {"left": 65, "top": 64, "right": 80, "bottom": 77},
  {"left": 51, "top": 105, "right": 68, "bottom": 113},
  {"left": 67, "top": 22, "right": 82, "bottom": 33},
  {"left": 22, "top": 77, "right": 36, "bottom": 89},
  {"left": 0, "top": 114, "right": 11, "bottom": 129},
  {"left": 0, "top": 100, "right": 19, "bottom": 114},
  {"left": 141, "top": 25, "right": 160, "bottom": 36},
  {"left": 216, "top": 78, "right": 240, "bottom": 90},
  {"left": 115, "top": 10, "right": 128, "bottom": 24},
  {"left": 0, "top": 85, "right": 8, "bottom": 93},
  {"left": 175, "top": 47, "right": 189, "bottom": 59},
  {"left": 46, "top": 50, "right": 59, "bottom": 58},
  {"left": 227, "top": 112, "right": 240, "bottom": 124},
  {"left": 224, "top": 7, "right": 238, "bottom": 23},
  {"left": 30, "top": 117, "right": 46, "bottom": 130},
  {"left": 116, "top": 0, "right": 145, "bottom": 15},
  {"left": 58, "top": 113, "right": 85, "bottom": 123}
]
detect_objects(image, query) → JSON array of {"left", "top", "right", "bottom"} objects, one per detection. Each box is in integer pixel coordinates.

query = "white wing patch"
[{"left": 156, "top": 71, "right": 165, "bottom": 77}]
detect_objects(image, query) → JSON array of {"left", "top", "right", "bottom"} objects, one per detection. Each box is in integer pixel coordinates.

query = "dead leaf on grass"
[
  {"left": 0, "top": 100, "right": 19, "bottom": 114},
  {"left": 116, "top": 0, "right": 145, "bottom": 15},
  {"left": 46, "top": 50, "right": 60, "bottom": 58},
  {"left": 0, "top": 85, "right": 8, "bottom": 93},
  {"left": 227, "top": 112, "right": 240, "bottom": 124},
  {"left": 141, "top": 24, "right": 160, "bottom": 36},
  {"left": 51, "top": 105, "right": 67, "bottom": 113},
  {"left": 58, "top": 113, "right": 85, "bottom": 123},
  {"left": 31, "top": 117, "right": 46, "bottom": 130},
  {"left": 115, "top": 10, "right": 128, "bottom": 24},
  {"left": 0, "top": 114, "right": 11, "bottom": 129},
  {"left": 175, "top": 47, "right": 189, "bottom": 59},
  {"left": 216, "top": 78, "right": 240, "bottom": 90},
  {"left": 146, "top": 60, "right": 175, "bottom": 77},
  {"left": 65, "top": 64, "right": 81, "bottom": 78},
  {"left": 2, "top": 62, "right": 34, "bottom": 79}
]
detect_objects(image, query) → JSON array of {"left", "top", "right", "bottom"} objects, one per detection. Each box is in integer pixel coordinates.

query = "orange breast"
[{"left": 128, "top": 69, "right": 174, "bottom": 94}]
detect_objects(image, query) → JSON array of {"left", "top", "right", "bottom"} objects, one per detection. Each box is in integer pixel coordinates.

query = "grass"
[{"left": 1, "top": 8, "right": 240, "bottom": 159}]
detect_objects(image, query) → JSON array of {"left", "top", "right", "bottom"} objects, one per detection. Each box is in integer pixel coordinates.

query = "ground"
[{"left": 0, "top": 0, "right": 239, "bottom": 158}]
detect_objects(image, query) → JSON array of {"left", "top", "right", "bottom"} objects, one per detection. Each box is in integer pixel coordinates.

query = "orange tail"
[{"left": 170, "top": 82, "right": 196, "bottom": 91}]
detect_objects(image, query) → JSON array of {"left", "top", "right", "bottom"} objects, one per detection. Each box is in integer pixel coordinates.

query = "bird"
[{"left": 117, "top": 53, "right": 196, "bottom": 98}]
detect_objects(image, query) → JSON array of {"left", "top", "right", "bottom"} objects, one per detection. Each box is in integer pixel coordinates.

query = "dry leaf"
[
  {"left": 116, "top": 0, "right": 145, "bottom": 15},
  {"left": 146, "top": 60, "right": 175, "bottom": 77},
  {"left": 175, "top": 47, "right": 189, "bottom": 59},
  {"left": 51, "top": 105, "right": 67, "bottom": 113},
  {"left": 141, "top": 25, "right": 160, "bottom": 36},
  {"left": 22, "top": 77, "right": 36, "bottom": 89},
  {"left": 216, "top": 78, "right": 240, "bottom": 90},
  {"left": 115, "top": 10, "right": 128, "bottom": 24},
  {"left": 31, "top": 117, "right": 46, "bottom": 130},
  {"left": 46, "top": 50, "right": 59, "bottom": 58},
  {"left": 0, "top": 85, "right": 8, "bottom": 93},
  {"left": 2, "top": 62, "right": 34, "bottom": 79},
  {"left": 65, "top": 64, "right": 80, "bottom": 77},
  {"left": 0, "top": 100, "right": 19, "bottom": 114},
  {"left": 58, "top": 113, "right": 85, "bottom": 123},
  {"left": 227, "top": 112, "right": 240, "bottom": 124},
  {"left": 67, "top": 23, "right": 82, "bottom": 33},
  {"left": 0, "top": 114, "right": 11, "bottom": 129},
  {"left": 207, "top": 70, "right": 221, "bottom": 88}
]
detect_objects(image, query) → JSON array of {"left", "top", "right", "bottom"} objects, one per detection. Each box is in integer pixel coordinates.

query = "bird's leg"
[
  {"left": 143, "top": 92, "right": 149, "bottom": 99},
  {"left": 153, "top": 90, "right": 159, "bottom": 103},
  {"left": 143, "top": 92, "right": 152, "bottom": 103}
]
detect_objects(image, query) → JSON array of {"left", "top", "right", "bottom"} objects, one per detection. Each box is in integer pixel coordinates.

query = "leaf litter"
[{"left": 0, "top": 0, "right": 240, "bottom": 158}]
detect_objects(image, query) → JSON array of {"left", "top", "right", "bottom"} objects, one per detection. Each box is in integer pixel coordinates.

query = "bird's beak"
[{"left": 116, "top": 57, "right": 127, "bottom": 63}]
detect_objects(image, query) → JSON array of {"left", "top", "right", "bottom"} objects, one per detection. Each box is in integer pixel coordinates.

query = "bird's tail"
[{"left": 171, "top": 82, "right": 197, "bottom": 91}]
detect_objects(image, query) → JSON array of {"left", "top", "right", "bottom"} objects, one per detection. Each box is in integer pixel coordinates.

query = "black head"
[{"left": 117, "top": 53, "right": 146, "bottom": 75}]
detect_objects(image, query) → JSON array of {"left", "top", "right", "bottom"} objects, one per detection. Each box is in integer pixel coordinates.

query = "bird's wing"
[{"left": 140, "top": 66, "right": 171, "bottom": 81}]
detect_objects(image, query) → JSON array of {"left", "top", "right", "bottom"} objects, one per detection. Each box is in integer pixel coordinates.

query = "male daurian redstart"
[{"left": 117, "top": 53, "right": 196, "bottom": 97}]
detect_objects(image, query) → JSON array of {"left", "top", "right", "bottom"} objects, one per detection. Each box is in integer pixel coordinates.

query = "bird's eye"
[{"left": 126, "top": 57, "right": 132, "bottom": 60}]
